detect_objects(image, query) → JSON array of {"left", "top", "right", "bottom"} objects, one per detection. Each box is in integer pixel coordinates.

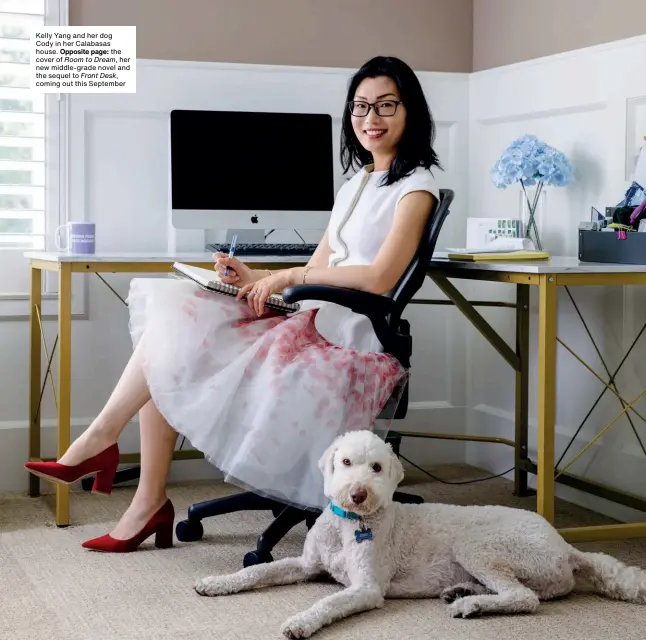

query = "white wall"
[
  {"left": 466, "top": 35, "right": 646, "bottom": 522},
  {"left": 8, "top": 40, "right": 645, "bottom": 523},
  {"left": 0, "top": 60, "right": 470, "bottom": 492}
]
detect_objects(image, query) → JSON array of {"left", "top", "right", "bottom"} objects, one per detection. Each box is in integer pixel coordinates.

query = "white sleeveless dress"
[{"left": 127, "top": 165, "right": 439, "bottom": 509}]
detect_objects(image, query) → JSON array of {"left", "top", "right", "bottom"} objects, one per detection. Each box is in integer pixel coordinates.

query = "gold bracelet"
[{"left": 302, "top": 266, "right": 312, "bottom": 284}]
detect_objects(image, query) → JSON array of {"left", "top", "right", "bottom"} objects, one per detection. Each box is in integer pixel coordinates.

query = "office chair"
[{"left": 175, "top": 188, "right": 455, "bottom": 567}]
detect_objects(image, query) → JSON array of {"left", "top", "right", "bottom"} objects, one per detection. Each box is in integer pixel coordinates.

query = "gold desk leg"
[
  {"left": 537, "top": 274, "right": 557, "bottom": 523},
  {"left": 56, "top": 263, "right": 72, "bottom": 527},
  {"left": 29, "top": 264, "right": 42, "bottom": 497},
  {"left": 514, "top": 284, "right": 530, "bottom": 497}
]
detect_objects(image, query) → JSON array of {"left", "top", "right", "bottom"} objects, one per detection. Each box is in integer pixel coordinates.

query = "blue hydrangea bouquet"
[{"left": 490, "top": 134, "right": 573, "bottom": 250}]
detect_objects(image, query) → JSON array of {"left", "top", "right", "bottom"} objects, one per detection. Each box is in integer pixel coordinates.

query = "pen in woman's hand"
[{"left": 224, "top": 235, "right": 237, "bottom": 277}]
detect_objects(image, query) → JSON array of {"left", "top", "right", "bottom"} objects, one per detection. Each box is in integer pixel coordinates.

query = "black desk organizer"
[{"left": 579, "top": 230, "right": 646, "bottom": 265}]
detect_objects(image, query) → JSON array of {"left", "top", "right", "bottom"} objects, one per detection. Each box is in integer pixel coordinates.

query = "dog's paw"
[
  {"left": 449, "top": 596, "right": 483, "bottom": 619},
  {"left": 281, "top": 613, "right": 319, "bottom": 639},
  {"left": 441, "top": 585, "right": 473, "bottom": 603},
  {"left": 194, "top": 575, "right": 235, "bottom": 597}
]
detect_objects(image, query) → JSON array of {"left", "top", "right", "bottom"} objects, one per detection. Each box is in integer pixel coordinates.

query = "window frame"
[{"left": 0, "top": 0, "right": 69, "bottom": 316}]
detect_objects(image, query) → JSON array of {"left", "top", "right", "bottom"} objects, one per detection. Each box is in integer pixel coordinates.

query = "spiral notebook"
[{"left": 171, "top": 262, "right": 300, "bottom": 313}]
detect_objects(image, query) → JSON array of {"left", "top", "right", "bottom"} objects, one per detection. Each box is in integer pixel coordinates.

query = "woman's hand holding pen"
[
  {"left": 214, "top": 253, "right": 298, "bottom": 315},
  {"left": 213, "top": 253, "right": 258, "bottom": 286}
]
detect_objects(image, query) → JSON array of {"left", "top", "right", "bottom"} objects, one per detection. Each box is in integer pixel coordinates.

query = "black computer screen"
[{"left": 170, "top": 110, "right": 335, "bottom": 211}]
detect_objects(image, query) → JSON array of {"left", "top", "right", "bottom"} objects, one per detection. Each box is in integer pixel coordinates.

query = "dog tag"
[{"left": 355, "top": 527, "right": 373, "bottom": 543}]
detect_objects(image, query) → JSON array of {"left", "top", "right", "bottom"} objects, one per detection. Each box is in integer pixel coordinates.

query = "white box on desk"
[{"left": 466, "top": 218, "right": 524, "bottom": 248}]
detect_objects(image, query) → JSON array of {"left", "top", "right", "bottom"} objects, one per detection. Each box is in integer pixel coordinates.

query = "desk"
[
  {"left": 26, "top": 252, "right": 646, "bottom": 541},
  {"left": 427, "top": 256, "right": 646, "bottom": 543},
  {"left": 25, "top": 252, "right": 307, "bottom": 527}
]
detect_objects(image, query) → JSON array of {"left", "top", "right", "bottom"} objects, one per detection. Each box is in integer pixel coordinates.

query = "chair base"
[
  {"left": 174, "top": 431, "right": 423, "bottom": 565},
  {"left": 175, "top": 489, "right": 424, "bottom": 566}
]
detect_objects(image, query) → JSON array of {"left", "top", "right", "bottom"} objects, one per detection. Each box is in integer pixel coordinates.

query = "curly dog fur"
[{"left": 195, "top": 430, "right": 646, "bottom": 638}]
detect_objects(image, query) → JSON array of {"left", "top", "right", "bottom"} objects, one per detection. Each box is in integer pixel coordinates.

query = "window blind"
[{"left": 0, "top": 0, "right": 46, "bottom": 249}]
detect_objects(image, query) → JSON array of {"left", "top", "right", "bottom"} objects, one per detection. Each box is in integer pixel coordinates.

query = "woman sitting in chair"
[{"left": 25, "top": 55, "right": 441, "bottom": 552}]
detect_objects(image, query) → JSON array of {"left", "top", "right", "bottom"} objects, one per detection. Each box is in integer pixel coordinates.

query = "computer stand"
[{"left": 225, "top": 228, "right": 266, "bottom": 244}]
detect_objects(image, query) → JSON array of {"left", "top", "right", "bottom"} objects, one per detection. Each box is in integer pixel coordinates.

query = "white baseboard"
[
  {"left": 467, "top": 404, "right": 646, "bottom": 523},
  {"left": 0, "top": 417, "right": 222, "bottom": 494},
  {"left": 0, "top": 402, "right": 466, "bottom": 494},
  {"left": 6, "top": 403, "right": 644, "bottom": 526},
  {"left": 398, "top": 401, "right": 469, "bottom": 471}
]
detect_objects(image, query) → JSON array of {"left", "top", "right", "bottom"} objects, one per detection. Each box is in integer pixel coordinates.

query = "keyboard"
[{"left": 206, "top": 242, "right": 318, "bottom": 256}]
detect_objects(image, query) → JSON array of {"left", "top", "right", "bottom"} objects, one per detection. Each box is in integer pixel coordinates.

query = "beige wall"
[
  {"left": 474, "top": 0, "right": 646, "bottom": 71},
  {"left": 69, "top": 0, "right": 473, "bottom": 73},
  {"left": 68, "top": 1, "right": 646, "bottom": 77}
]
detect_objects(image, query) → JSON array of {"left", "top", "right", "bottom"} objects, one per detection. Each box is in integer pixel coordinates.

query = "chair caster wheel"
[
  {"left": 243, "top": 550, "right": 273, "bottom": 567},
  {"left": 175, "top": 519, "right": 204, "bottom": 542},
  {"left": 81, "top": 476, "right": 94, "bottom": 492}
]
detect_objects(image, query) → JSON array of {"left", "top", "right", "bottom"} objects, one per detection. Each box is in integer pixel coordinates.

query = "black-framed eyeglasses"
[{"left": 347, "top": 100, "right": 402, "bottom": 117}]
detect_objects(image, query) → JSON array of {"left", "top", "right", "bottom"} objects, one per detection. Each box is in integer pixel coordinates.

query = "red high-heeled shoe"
[
  {"left": 24, "top": 442, "right": 119, "bottom": 495},
  {"left": 82, "top": 499, "right": 175, "bottom": 552}
]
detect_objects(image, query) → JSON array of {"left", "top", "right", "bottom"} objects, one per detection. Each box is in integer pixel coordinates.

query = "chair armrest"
[
  {"left": 282, "top": 285, "right": 410, "bottom": 359},
  {"left": 278, "top": 189, "right": 453, "bottom": 362},
  {"left": 281, "top": 284, "right": 394, "bottom": 318}
]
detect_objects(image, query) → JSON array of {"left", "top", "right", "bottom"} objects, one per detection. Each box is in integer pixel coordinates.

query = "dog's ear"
[
  {"left": 318, "top": 436, "right": 340, "bottom": 476},
  {"left": 387, "top": 443, "right": 405, "bottom": 486},
  {"left": 318, "top": 434, "right": 344, "bottom": 493}
]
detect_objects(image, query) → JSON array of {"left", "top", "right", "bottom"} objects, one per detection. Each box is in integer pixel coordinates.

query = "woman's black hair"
[{"left": 340, "top": 56, "right": 442, "bottom": 186}]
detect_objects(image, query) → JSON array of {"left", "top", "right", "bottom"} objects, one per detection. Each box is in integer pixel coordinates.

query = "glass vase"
[{"left": 519, "top": 185, "right": 546, "bottom": 251}]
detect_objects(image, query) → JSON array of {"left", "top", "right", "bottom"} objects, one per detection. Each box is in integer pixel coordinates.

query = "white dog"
[{"left": 195, "top": 430, "right": 646, "bottom": 638}]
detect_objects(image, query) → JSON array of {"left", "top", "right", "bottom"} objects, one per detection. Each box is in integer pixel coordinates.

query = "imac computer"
[{"left": 170, "top": 109, "right": 335, "bottom": 246}]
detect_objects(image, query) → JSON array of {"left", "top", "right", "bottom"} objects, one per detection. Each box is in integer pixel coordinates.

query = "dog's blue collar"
[
  {"left": 329, "top": 501, "right": 374, "bottom": 543},
  {"left": 329, "top": 501, "right": 361, "bottom": 520}
]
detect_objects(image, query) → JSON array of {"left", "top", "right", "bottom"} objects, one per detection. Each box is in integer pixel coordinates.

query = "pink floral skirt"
[{"left": 127, "top": 277, "right": 406, "bottom": 509}]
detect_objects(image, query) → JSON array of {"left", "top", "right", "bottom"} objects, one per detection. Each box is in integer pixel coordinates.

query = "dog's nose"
[{"left": 350, "top": 487, "right": 368, "bottom": 505}]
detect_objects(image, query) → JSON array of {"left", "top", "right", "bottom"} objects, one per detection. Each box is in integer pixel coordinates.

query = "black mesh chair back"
[
  {"left": 377, "top": 188, "right": 454, "bottom": 420},
  {"left": 389, "top": 188, "right": 455, "bottom": 323}
]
